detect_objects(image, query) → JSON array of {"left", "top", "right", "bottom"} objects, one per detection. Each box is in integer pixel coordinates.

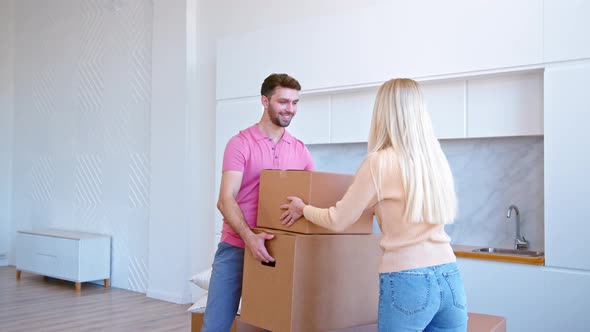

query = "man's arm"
[{"left": 217, "top": 170, "right": 275, "bottom": 263}]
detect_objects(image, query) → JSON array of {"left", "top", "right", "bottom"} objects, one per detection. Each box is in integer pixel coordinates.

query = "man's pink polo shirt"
[{"left": 221, "top": 124, "right": 314, "bottom": 248}]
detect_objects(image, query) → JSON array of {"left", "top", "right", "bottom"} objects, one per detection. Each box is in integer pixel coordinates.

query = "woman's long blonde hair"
[{"left": 367, "top": 78, "right": 457, "bottom": 224}]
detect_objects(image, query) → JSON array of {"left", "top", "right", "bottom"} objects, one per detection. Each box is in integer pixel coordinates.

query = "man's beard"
[{"left": 269, "top": 105, "right": 293, "bottom": 127}]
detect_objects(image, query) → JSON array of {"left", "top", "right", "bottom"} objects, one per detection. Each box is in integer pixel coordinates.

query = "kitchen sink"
[{"left": 471, "top": 247, "right": 544, "bottom": 257}]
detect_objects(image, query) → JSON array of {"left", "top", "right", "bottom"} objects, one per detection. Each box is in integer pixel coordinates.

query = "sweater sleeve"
[{"left": 302, "top": 155, "right": 378, "bottom": 232}]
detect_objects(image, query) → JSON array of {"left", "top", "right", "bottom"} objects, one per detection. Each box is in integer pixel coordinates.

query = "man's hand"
[
  {"left": 244, "top": 231, "right": 275, "bottom": 263},
  {"left": 279, "top": 196, "right": 306, "bottom": 227}
]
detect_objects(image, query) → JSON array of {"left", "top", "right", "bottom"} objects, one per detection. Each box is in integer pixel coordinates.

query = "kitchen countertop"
[{"left": 452, "top": 244, "right": 545, "bottom": 266}]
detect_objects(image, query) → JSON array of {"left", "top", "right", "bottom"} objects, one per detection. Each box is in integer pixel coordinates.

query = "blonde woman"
[{"left": 280, "top": 78, "right": 468, "bottom": 331}]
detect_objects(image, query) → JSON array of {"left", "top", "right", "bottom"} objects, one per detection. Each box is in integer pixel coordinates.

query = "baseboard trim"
[{"left": 147, "top": 289, "right": 192, "bottom": 304}]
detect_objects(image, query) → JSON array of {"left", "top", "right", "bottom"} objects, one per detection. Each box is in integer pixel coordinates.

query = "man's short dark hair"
[{"left": 260, "top": 73, "right": 301, "bottom": 98}]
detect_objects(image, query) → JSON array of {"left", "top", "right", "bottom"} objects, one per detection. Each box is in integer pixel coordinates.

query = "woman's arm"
[{"left": 280, "top": 156, "right": 378, "bottom": 232}]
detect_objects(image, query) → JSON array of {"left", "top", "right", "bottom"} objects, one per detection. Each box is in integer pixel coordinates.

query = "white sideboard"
[{"left": 16, "top": 229, "right": 111, "bottom": 292}]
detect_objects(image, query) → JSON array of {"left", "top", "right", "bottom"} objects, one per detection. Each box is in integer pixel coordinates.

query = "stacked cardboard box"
[
  {"left": 191, "top": 312, "right": 506, "bottom": 332},
  {"left": 255, "top": 170, "right": 374, "bottom": 234},
  {"left": 191, "top": 312, "right": 263, "bottom": 332},
  {"left": 240, "top": 170, "right": 381, "bottom": 332}
]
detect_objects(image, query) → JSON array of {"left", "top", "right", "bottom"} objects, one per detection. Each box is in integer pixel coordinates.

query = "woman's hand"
[{"left": 279, "top": 196, "right": 306, "bottom": 227}]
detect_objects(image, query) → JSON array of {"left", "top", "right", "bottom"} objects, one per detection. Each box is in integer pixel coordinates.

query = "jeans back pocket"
[
  {"left": 442, "top": 268, "right": 467, "bottom": 309},
  {"left": 387, "top": 272, "right": 431, "bottom": 315}
]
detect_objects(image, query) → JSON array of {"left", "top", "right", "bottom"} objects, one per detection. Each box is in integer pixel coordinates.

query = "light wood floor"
[{"left": 0, "top": 266, "right": 191, "bottom": 331}]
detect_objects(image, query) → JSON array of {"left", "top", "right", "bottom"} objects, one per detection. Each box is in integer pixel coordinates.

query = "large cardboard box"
[
  {"left": 467, "top": 313, "right": 507, "bottom": 332},
  {"left": 191, "top": 310, "right": 378, "bottom": 332},
  {"left": 190, "top": 312, "right": 263, "bottom": 332},
  {"left": 257, "top": 170, "right": 374, "bottom": 234},
  {"left": 326, "top": 324, "right": 378, "bottom": 332},
  {"left": 240, "top": 229, "right": 381, "bottom": 332},
  {"left": 322, "top": 313, "right": 506, "bottom": 332}
]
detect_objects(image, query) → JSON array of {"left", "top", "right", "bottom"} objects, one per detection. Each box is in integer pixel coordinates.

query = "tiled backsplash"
[{"left": 307, "top": 136, "right": 544, "bottom": 250}]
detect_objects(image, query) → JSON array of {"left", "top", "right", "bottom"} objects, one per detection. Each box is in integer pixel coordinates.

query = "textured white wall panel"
[
  {"left": 0, "top": 0, "right": 15, "bottom": 266},
  {"left": 12, "top": 0, "right": 152, "bottom": 292},
  {"left": 31, "top": 156, "right": 55, "bottom": 202}
]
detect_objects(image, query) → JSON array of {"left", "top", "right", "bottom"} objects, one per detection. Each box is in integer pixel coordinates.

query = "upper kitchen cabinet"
[
  {"left": 421, "top": 81, "right": 466, "bottom": 139},
  {"left": 215, "top": 11, "right": 365, "bottom": 100},
  {"left": 544, "top": 63, "right": 590, "bottom": 271},
  {"left": 467, "top": 71, "right": 543, "bottom": 138},
  {"left": 330, "top": 89, "right": 376, "bottom": 144},
  {"left": 360, "top": 0, "right": 543, "bottom": 81},
  {"left": 544, "top": 0, "right": 590, "bottom": 62},
  {"left": 288, "top": 95, "right": 331, "bottom": 145},
  {"left": 216, "top": 0, "right": 543, "bottom": 100}
]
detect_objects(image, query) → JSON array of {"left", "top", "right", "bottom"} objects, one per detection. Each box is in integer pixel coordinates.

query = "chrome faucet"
[{"left": 507, "top": 205, "right": 528, "bottom": 250}]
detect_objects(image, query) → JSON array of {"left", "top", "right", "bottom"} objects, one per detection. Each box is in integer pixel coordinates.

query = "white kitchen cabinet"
[
  {"left": 360, "top": 0, "right": 543, "bottom": 84},
  {"left": 330, "top": 89, "right": 376, "bottom": 144},
  {"left": 544, "top": 0, "right": 590, "bottom": 62},
  {"left": 329, "top": 82, "right": 468, "bottom": 143},
  {"left": 216, "top": 0, "right": 543, "bottom": 100},
  {"left": 422, "top": 81, "right": 466, "bottom": 139},
  {"left": 16, "top": 229, "right": 111, "bottom": 292},
  {"left": 288, "top": 94, "right": 331, "bottom": 145},
  {"left": 544, "top": 63, "right": 590, "bottom": 271},
  {"left": 328, "top": 72, "right": 541, "bottom": 143},
  {"left": 467, "top": 72, "right": 543, "bottom": 138},
  {"left": 215, "top": 72, "right": 544, "bottom": 152},
  {"left": 458, "top": 258, "right": 590, "bottom": 331}
]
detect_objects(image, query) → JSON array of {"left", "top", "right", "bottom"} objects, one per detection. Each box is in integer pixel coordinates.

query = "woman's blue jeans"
[{"left": 378, "top": 262, "right": 468, "bottom": 332}]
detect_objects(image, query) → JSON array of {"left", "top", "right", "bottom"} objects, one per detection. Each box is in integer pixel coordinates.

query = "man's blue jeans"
[
  {"left": 378, "top": 262, "right": 468, "bottom": 332},
  {"left": 202, "top": 242, "right": 244, "bottom": 332}
]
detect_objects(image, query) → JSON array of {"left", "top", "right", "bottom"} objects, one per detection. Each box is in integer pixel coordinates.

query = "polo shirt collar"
[{"left": 251, "top": 123, "right": 293, "bottom": 144}]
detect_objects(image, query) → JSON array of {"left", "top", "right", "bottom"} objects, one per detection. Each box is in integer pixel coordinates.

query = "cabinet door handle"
[{"left": 35, "top": 253, "right": 57, "bottom": 258}]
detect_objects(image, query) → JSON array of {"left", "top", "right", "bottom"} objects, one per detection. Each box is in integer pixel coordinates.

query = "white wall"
[
  {"left": 11, "top": 0, "right": 152, "bottom": 293},
  {"left": 190, "top": 0, "right": 217, "bottom": 301},
  {"left": 149, "top": 0, "right": 192, "bottom": 304},
  {"left": 0, "top": 0, "right": 14, "bottom": 266},
  {"left": 149, "top": 0, "right": 217, "bottom": 304},
  {"left": 4, "top": 0, "right": 217, "bottom": 304}
]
